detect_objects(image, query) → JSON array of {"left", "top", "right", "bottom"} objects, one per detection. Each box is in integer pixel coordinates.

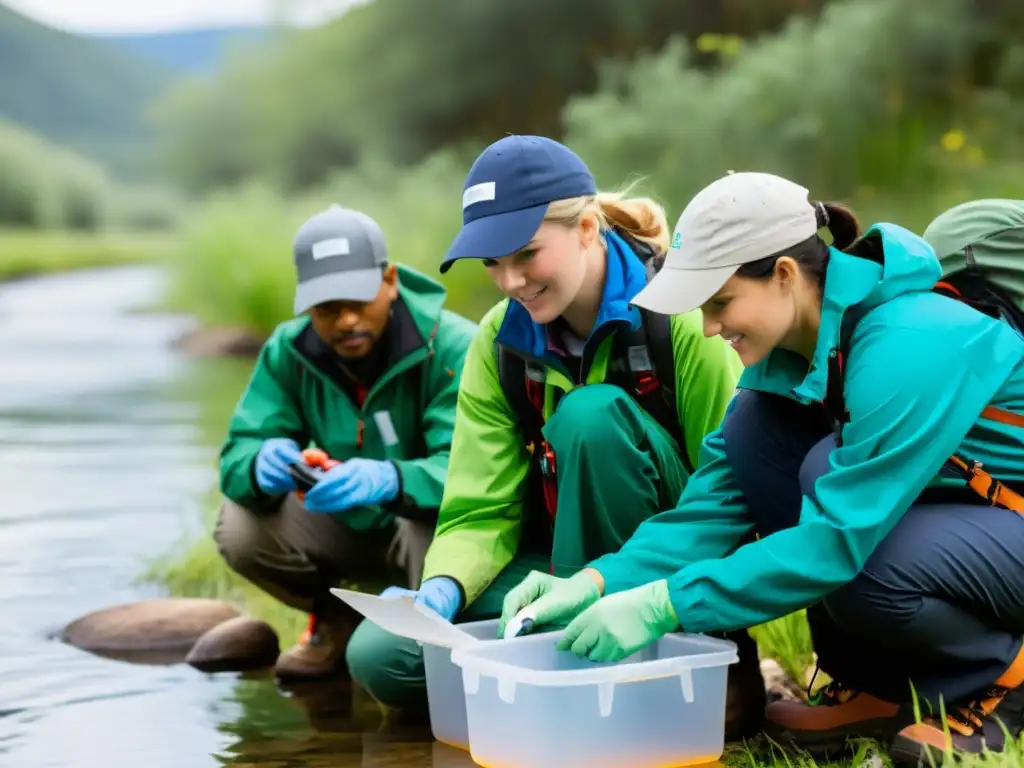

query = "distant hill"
[
  {"left": 93, "top": 27, "right": 272, "bottom": 76},
  {"left": 0, "top": 3, "right": 176, "bottom": 179}
]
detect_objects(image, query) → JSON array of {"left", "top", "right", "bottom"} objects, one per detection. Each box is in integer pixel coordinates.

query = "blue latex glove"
[
  {"left": 303, "top": 458, "right": 400, "bottom": 513},
  {"left": 557, "top": 580, "right": 680, "bottom": 663},
  {"left": 254, "top": 437, "right": 303, "bottom": 495},
  {"left": 380, "top": 577, "right": 462, "bottom": 622}
]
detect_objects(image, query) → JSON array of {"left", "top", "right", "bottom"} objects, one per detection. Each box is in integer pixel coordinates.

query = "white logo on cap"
[
  {"left": 463, "top": 182, "right": 496, "bottom": 209},
  {"left": 311, "top": 237, "right": 351, "bottom": 260}
]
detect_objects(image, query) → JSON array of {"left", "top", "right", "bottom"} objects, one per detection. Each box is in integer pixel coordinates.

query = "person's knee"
[
  {"left": 823, "top": 570, "right": 914, "bottom": 634},
  {"left": 797, "top": 434, "right": 839, "bottom": 501},
  {"left": 346, "top": 620, "right": 426, "bottom": 709},
  {"left": 213, "top": 499, "right": 262, "bottom": 577},
  {"left": 545, "top": 383, "right": 638, "bottom": 445},
  {"left": 722, "top": 390, "right": 830, "bottom": 476}
]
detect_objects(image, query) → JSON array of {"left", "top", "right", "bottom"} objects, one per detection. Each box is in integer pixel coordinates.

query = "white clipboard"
[{"left": 331, "top": 587, "right": 481, "bottom": 648}]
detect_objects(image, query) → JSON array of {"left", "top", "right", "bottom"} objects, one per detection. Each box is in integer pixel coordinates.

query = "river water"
[{"left": 0, "top": 266, "right": 475, "bottom": 768}]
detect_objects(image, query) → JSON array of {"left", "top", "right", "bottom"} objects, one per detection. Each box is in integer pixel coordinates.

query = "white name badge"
[
  {"left": 374, "top": 410, "right": 399, "bottom": 446},
  {"left": 311, "top": 237, "right": 351, "bottom": 260}
]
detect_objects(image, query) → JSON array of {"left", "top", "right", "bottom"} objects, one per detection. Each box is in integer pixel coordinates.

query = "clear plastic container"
[
  {"left": 420, "top": 618, "right": 503, "bottom": 750},
  {"left": 451, "top": 631, "right": 738, "bottom": 768}
]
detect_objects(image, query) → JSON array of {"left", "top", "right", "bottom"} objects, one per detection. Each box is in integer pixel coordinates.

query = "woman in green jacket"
[
  {"left": 344, "top": 135, "right": 759, "bottom": 732},
  {"left": 502, "top": 176, "right": 1024, "bottom": 764}
]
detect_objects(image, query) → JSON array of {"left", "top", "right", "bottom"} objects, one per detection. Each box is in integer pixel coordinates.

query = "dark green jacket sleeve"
[
  {"left": 219, "top": 333, "right": 309, "bottom": 512},
  {"left": 390, "top": 311, "right": 475, "bottom": 517}
]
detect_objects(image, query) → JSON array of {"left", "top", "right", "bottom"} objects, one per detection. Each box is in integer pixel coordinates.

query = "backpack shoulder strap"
[
  {"left": 497, "top": 342, "right": 546, "bottom": 436},
  {"left": 625, "top": 309, "right": 693, "bottom": 474},
  {"left": 824, "top": 304, "right": 872, "bottom": 436},
  {"left": 497, "top": 341, "right": 528, "bottom": 417}
]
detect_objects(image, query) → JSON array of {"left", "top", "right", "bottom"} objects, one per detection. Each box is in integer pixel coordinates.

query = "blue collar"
[{"left": 495, "top": 228, "right": 648, "bottom": 362}]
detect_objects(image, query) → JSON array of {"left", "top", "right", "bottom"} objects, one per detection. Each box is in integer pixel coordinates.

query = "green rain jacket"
[
  {"left": 590, "top": 222, "right": 1024, "bottom": 633},
  {"left": 420, "top": 230, "right": 744, "bottom": 604},
  {"left": 219, "top": 264, "right": 477, "bottom": 528}
]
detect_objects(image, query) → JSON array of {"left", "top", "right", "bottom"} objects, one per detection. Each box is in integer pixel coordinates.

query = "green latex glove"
[
  {"left": 498, "top": 569, "right": 602, "bottom": 637},
  {"left": 556, "top": 579, "right": 679, "bottom": 662}
]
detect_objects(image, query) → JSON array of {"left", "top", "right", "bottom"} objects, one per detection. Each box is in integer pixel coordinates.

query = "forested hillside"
[
  {"left": 94, "top": 27, "right": 271, "bottom": 76},
  {"left": 0, "top": 3, "right": 175, "bottom": 178}
]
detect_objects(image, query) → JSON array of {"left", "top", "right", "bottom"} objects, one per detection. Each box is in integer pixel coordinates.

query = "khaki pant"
[{"left": 214, "top": 493, "right": 435, "bottom": 615}]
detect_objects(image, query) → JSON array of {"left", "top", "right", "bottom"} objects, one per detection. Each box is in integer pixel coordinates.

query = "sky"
[{"left": 4, "top": 0, "right": 367, "bottom": 33}]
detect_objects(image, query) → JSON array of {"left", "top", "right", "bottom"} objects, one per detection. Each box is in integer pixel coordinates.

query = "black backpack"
[{"left": 494, "top": 237, "right": 690, "bottom": 533}]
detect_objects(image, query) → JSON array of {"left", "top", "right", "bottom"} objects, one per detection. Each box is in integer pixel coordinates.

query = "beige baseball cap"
[{"left": 631, "top": 172, "right": 819, "bottom": 315}]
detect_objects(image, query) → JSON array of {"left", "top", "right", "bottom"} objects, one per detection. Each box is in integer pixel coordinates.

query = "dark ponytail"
[
  {"left": 814, "top": 200, "right": 860, "bottom": 250},
  {"left": 735, "top": 199, "right": 862, "bottom": 292}
]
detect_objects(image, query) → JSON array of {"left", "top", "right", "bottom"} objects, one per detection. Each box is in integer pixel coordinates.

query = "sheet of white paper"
[{"left": 330, "top": 588, "right": 480, "bottom": 648}]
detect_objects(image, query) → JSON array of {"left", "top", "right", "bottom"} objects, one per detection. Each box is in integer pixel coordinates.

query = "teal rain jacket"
[{"left": 590, "top": 223, "right": 1024, "bottom": 633}]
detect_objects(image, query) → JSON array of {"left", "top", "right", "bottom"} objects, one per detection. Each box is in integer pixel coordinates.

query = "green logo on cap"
[{"left": 671, "top": 231, "right": 682, "bottom": 249}]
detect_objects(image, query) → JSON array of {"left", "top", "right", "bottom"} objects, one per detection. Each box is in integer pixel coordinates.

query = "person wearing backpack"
[
  {"left": 343, "top": 135, "right": 764, "bottom": 735},
  {"left": 500, "top": 179, "right": 1024, "bottom": 764},
  {"left": 214, "top": 204, "right": 476, "bottom": 683}
]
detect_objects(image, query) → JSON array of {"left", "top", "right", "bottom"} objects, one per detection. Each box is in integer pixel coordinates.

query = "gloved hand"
[
  {"left": 557, "top": 579, "right": 679, "bottom": 663},
  {"left": 498, "top": 569, "right": 602, "bottom": 637},
  {"left": 303, "top": 458, "right": 399, "bottom": 513},
  {"left": 380, "top": 577, "right": 462, "bottom": 622},
  {"left": 254, "top": 438, "right": 303, "bottom": 495}
]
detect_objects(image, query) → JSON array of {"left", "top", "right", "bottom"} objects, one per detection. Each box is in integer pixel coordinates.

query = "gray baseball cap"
[
  {"left": 631, "top": 172, "right": 819, "bottom": 315},
  {"left": 292, "top": 204, "right": 388, "bottom": 314}
]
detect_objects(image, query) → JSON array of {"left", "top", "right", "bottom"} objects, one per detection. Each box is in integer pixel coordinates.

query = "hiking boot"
[
  {"left": 765, "top": 677, "right": 911, "bottom": 760},
  {"left": 273, "top": 611, "right": 357, "bottom": 683},
  {"left": 890, "top": 684, "right": 1024, "bottom": 765}
]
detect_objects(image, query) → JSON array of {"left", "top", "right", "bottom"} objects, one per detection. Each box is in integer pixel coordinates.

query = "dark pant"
[
  {"left": 722, "top": 389, "right": 1024, "bottom": 705},
  {"left": 214, "top": 494, "right": 434, "bottom": 616}
]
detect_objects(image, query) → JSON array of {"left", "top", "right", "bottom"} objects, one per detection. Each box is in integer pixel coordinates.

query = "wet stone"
[
  {"left": 186, "top": 615, "right": 281, "bottom": 672},
  {"left": 60, "top": 597, "right": 241, "bottom": 662},
  {"left": 760, "top": 658, "right": 806, "bottom": 702},
  {"left": 173, "top": 325, "right": 265, "bottom": 357}
]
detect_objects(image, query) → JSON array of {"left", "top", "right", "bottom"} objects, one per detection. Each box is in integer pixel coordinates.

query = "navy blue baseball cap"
[{"left": 440, "top": 135, "right": 597, "bottom": 273}]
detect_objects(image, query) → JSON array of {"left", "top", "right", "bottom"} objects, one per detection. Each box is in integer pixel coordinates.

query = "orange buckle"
[{"left": 635, "top": 372, "right": 659, "bottom": 396}]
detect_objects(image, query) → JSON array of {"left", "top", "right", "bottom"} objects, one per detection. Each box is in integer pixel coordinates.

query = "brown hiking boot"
[
  {"left": 890, "top": 649, "right": 1024, "bottom": 766},
  {"left": 890, "top": 685, "right": 1024, "bottom": 765},
  {"left": 273, "top": 611, "right": 357, "bottom": 683},
  {"left": 765, "top": 676, "right": 910, "bottom": 760}
]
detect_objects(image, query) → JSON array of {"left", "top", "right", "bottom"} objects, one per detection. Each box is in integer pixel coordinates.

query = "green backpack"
[{"left": 924, "top": 198, "right": 1024, "bottom": 336}]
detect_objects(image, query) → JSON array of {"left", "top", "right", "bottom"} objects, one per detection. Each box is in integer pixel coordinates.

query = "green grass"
[{"left": 0, "top": 228, "right": 174, "bottom": 281}]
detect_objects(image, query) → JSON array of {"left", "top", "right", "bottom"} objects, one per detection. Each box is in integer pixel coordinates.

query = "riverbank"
[
  {"left": 148, "top": 526, "right": 1024, "bottom": 766},
  {"left": 0, "top": 228, "right": 172, "bottom": 282}
]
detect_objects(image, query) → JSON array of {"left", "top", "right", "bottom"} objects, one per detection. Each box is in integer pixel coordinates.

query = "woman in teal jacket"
[{"left": 502, "top": 173, "right": 1024, "bottom": 764}]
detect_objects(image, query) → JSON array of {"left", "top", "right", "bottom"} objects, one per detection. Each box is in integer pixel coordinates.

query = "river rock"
[
  {"left": 61, "top": 598, "right": 241, "bottom": 656},
  {"left": 172, "top": 325, "right": 266, "bottom": 357},
  {"left": 760, "top": 658, "right": 805, "bottom": 702},
  {"left": 186, "top": 615, "right": 280, "bottom": 672}
]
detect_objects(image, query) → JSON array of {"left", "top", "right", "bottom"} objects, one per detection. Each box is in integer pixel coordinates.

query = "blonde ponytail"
[{"left": 542, "top": 185, "right": 670, "bottom": 256}]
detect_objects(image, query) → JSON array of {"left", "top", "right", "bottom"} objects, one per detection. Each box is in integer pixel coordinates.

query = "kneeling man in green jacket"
[{"left": 214, "top": 204, "right": 476, "bottom": 682}]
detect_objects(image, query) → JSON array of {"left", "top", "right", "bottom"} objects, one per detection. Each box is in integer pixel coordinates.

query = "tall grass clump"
[{"left": 164, "top": 181, "right": 302, "bottom": 336}]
